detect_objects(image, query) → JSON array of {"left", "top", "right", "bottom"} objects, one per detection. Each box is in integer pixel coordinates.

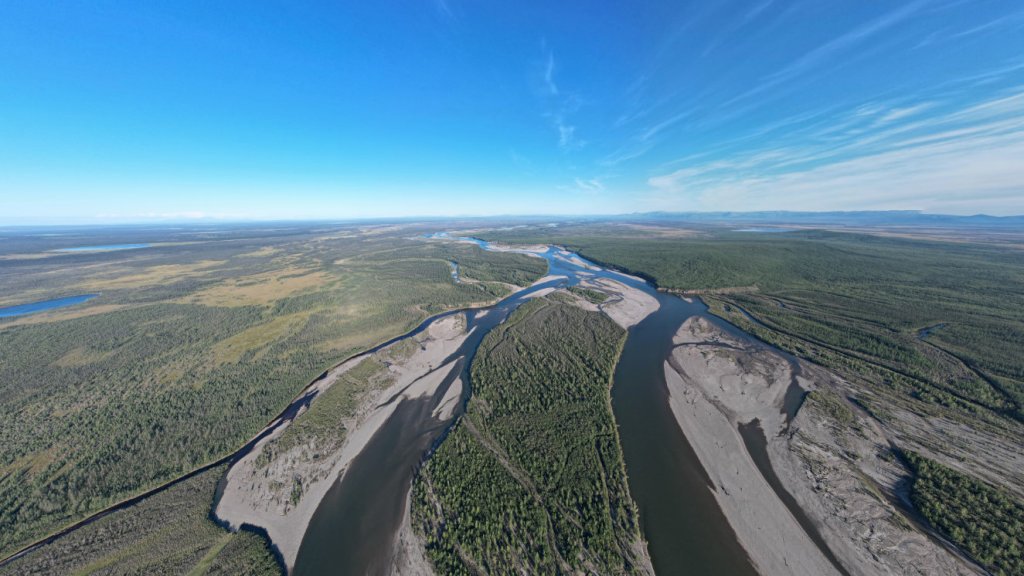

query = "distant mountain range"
[{"left": 619, "top": 210, "right": 1024, "bottom": 228}]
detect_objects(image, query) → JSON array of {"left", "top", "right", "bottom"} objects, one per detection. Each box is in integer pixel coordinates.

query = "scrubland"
[{"left": 0, "top": 224, "right": 545, "bottom": 559}]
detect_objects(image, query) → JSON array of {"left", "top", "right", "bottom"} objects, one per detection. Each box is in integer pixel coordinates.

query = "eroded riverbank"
[
  {"left": 222, "top": 233, "right": 816, "bottom": 575},
  {"left": 664, "top": 316, "right": 981, "bottom": 575},
  {"left": 214, "top": 234, "right": 753, "bottom": 575},
  {"left": 209, "top": 232, "right": 972, "bottom": 576},
  {"left": 215, "top": 313, "right": 475, "bottom": 568},
  {"left": 289, "top": 238, "right": 667, "bottom": 574},
  {"left": 3, "top": 230, "right": 994, "bottom": 576}
]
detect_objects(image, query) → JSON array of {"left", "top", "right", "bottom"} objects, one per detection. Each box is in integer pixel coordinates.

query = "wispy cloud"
[
  {"left": 950, "top": 11, "right": 1024, "bottom": 39},
  {"left": 545, "top": 109, "right": 585, "bottom": 151},
  {"left": 640, "top": 109, "right": 696, "bottom": 142},
  {"left": 727, "top": 1, "right": 927, "bottom": 106},
  {"left": 877, "top": 102, "right": 935, "bottom": 123},
  {"left": 645, "top": 87, "right": 1024, "bottom": 215},
  {"left": 572, "top": 177, "right": 605, "bottom": 193},
  {"left": 618, "top": 6, "right": 920, "bottom": 153},
  {"left": 557, "top": 123, "right": 574, "bottom": 148},
  {"left": 543, "top": 52, "right": 559, "bottom": 96},
  {"left": 600, "top": 141, "right": 655, "bottom": 167},
  {"left": 742, "top": 0, "right": 775, "bottom": 23},
  {"left": 556, "top": 175, "right": 610, "bottom": 196},
  {"left": 538, "top": 47, "right": 584, "bottom": 151}
]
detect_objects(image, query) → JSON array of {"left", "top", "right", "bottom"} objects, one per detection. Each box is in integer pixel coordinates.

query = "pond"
[{"left": 0, "top": 294, "right": 98, "bottom": 318}]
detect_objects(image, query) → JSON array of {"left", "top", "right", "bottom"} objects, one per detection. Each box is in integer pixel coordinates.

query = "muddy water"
[
  {"left": 291, "top": 236, "right": 763, "bottom": 575},
  {"left": 293, "top": 269, "right": 567, "bottom": 575},
  {"left": 293, "top": 392, "right": 447, "bottom": 576},
  {"left": 612, "top": 293, "right": 759, "bottom": 576}
]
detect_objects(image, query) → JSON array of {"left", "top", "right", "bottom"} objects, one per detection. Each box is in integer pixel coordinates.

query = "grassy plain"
[
  {"left": 412, "top": 297, "right": 649, "bottom": 575},
  {"left": 0, "top": 224, "right": 546, "bottom": 558}
]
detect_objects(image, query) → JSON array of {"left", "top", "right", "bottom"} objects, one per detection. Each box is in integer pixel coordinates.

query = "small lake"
[
  {"left": 0, "top": 294, "right": 98, "bottom": 318},
  {"left": 55, "top": 244, "right": 151, "bottom": 252}
]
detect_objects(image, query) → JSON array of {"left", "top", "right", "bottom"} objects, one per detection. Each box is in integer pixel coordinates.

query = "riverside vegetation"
[
  {"left": 5, "top": 220, "right": 1022, "bottom": 574},
  {"left": 0, "top": 466, "right": 279, "bottom": 575},
  {"left": 480, "top": 222, "right": 1024, "bottom": 575},
  {"left": 412, "top": 296, "right": 650, "bottom": 575},
  {"left": 0, "top": 224, "right": 546, "bottom": 560},
  {"left": 903, "top": 450, "right": 1023, "bottom": 576}
]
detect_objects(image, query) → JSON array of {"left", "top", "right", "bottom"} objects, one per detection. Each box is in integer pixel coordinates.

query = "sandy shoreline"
[
  {"left": 664, "top": 316, "right": 981, "bottom": 576},
  {"left": 389, "top": 489, "right": 434, "bottom": 576},
  {"left": 214, "top": 314, "right": 470, "bottom": 570},
  {"left": 665, "top": 317, "right": 838, "bottom": 575},
  {"left": 211, "top": 253, "right": 581, "bottom": 569},
  {"left": 582, "top": 277, "right": 660, "bottom": 329}
]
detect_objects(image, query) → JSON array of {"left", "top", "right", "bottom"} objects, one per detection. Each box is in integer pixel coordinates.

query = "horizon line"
[{"left": 2, "top": 209, "right": 1024, "bottom": 228}]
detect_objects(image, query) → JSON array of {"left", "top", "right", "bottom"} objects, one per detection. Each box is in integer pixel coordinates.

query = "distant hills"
[
  {"left": 3, "top": 210, "right": 1023, "bottom": 231},
  {"left": 627, "top": 210, "right": 1024, "bottom": 228}
]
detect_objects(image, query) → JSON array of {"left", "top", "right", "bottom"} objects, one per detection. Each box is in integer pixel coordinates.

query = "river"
[{"left": 291, "top": 234, "right": 759, "bottom": 575}]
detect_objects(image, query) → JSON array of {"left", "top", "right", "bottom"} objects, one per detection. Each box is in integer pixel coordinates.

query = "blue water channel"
[{"left": 0, "top": 294, "right": 98, "bottom": 318}]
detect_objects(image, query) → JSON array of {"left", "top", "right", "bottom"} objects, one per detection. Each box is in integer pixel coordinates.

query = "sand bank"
[
  {"left": 214, "top": 314, "right": 471, "bottom": 570},
  {"left": 581, "top": 277, "right": 660, "bottom": 329},
  {"left": 666, "top": 316, "right": 980, "bottom": 575},
  {"left": 665, "top": 317, "right": 838, "bottom": 575},
  {"left": 389, "top": 490, "right": 435, "bottom": 576}
]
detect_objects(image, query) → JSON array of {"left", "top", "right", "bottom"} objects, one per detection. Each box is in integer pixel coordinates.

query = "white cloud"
[
  {"left": 572, "top": 177, "right": 604, "bottom": 193},
  {"left": 726, "top": 1, "right": 928, "bottom": 106},
  {"left": 539, "top": 49, "right": 584, "bottom": 151},
  {"left": 550, "top": 114, "right": 584, "bottom": 150},
  {"left": 950, "top": 11, "right": 1024, "bottom": 39},
  {"left": 877, "top": 102, "right": 935, "bottom": 123},
  {"left": 646, "top": 88, "right": 1024, "bottom": 215},
  {"left": 543, "top": 52, "right": 559, "bottom": 96},
  {"left": 601, "top": 141, "right": 655, "bottom": 166},
  {"left": 640, "top": 108, "right": 696, "bottom": 142}
]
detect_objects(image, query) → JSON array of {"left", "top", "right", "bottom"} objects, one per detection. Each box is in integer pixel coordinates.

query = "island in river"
[
  {"left": 2, "top": 219, "right": 1018, "bottom": 576},
  {"left": 213, "top": 233, "right": 985, "bottom": 576}
]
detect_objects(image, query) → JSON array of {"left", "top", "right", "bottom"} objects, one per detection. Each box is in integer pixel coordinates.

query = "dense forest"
[
  {"left": 481, "top": 222, "right": 1024, "bottom": 571},
  {"left": 903, "top": 451, "right": 1023, "bottom": 576},
  {"left": 5, "top": 220, "right": 1022, "bottom": 573},
  {"left": 0, "top": 465, "right": 279, "bottom": 575},
  {"left": 483, "top": 225, "right": 1024, "bottom": 428},
  {"left": 0, "top": 225, "right": 546, "bottom": 558},
  {"left": 412, "top": 297, "right": 648, "bottom": 575}
]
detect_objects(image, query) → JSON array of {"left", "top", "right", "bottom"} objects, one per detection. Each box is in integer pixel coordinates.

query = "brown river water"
[{"left": 286, "top": 235, "right": 769, "bottom": 575}]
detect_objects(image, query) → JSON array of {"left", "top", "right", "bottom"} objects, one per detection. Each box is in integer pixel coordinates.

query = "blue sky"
[{"left": 1, "top": 1, "right": 1023, "bottom": 223}]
